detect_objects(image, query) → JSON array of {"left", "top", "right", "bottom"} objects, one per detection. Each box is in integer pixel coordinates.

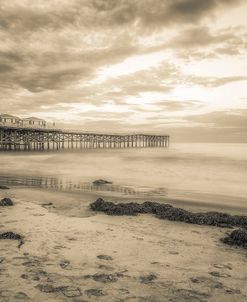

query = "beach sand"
[{"left": 1, "top": 188, "right": 247, "bottom": 302}]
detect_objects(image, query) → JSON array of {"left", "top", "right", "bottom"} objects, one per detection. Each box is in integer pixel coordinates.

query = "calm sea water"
[{"left": 0, "top": 143, "right": 247, "bottom": 207}]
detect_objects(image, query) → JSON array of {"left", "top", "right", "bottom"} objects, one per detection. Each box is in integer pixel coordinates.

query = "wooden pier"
[{"left": 0, "top": 125, "right": 169, "bottom": 151}]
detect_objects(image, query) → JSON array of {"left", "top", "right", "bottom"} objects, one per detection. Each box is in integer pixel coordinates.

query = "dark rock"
[
  {"left": 222, "top": 229, "right": 247, "bottom": 248},
  {"left": 0, "top": 198, "right": 13, "bottom": 206},
  {"left": 93, "top": 179, "right": 112, "bottom": 185},
  {"left": 0, "top": 185, "right": 9, "bottom": 190},
  {"left": 140, "top": 274, "right": 157, "bottom": 284},
  {"left": 97, "top": 254, "right": 113, "bottom": 260},
  {"left": 90, "top": 198, "right": 247, "bottom": 229},
  {"left": 0, "top": 232, "right": 24, "bottom": 248}
]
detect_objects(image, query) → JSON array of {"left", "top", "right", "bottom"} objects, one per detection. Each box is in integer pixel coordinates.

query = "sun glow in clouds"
[{"left": 94, "top": 51, "right": 169, "bottom": 83}]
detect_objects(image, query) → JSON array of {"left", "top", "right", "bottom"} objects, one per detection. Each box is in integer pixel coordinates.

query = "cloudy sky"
[{"left": 0, "top": 0, "right": 247, "bottom": 141}]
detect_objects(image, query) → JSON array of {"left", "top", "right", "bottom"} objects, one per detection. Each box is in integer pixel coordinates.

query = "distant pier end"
[{"left": 0, "top": 125, "right": 170, "bottom": 151}]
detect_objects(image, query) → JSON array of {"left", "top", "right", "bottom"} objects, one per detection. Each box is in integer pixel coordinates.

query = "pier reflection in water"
[{"left": 0, "top": 174, "right": 168, "bottom": 197}]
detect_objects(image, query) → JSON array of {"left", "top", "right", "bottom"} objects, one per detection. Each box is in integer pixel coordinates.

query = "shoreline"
[{"left": 3, "top": 185, "right": 247, "bottom": 216}]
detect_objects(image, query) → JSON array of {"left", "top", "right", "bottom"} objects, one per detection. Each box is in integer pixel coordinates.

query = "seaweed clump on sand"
[
  {"left": 0, "top": 232, "right": 24, "bottom": 248},
  {"left": 0, "top": 185, "right": 9, "bottom": 190},
  {"left": 222, "top": 229, "right": 247, "bottom": 248},
  {"left": 90, "top": 198, "right": 167, "bottom": 216},
  {"left": 90, "top": 198, "right": 247, "bottom": 229},
  {"left": 0, "top": 197, "right": 14, "bottom": 206}
]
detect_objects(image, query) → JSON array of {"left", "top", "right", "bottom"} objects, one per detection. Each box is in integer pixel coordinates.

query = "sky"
[{"left": 0, "top": 0, "right": 247, "bottom": 142}]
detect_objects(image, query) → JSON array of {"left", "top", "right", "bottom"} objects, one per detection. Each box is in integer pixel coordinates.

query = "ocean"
[{"left": 0, "top": 143, "right": 247, "bottom": 211}]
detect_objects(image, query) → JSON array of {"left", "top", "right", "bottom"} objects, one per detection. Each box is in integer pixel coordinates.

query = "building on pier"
[
  {"left": 0, "top": 114, "right": 47, "bottom": 129},
  {"left": 22, "top": 117, "right": 46, "bottom": 128},
  {"left": 0, "top": 114, "right": 21, "bottom": 126}
]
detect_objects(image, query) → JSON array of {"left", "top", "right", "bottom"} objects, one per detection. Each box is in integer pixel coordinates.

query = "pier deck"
[{"left": 0, "top": 125, "right": 169, "bottom": 151}]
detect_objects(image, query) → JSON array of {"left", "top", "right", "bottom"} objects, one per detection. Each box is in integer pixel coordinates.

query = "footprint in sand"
[
  {"left": 84, "top": 288, "right": 107, "bottom": 297},
  {"left": 98, "top": 264, "right": 114, "bottom": 271},
  {"left": 224, "top": 287, "right": 241, "bottom": 295},
  {"left": 213, "top": 263, "right": 232, "bottom": 270},
  {"left": 209, "top": 271, "right": 231, "bottom": 278},
  {"left": 14, "top": 292, "right": 30, "bottom": 300},
  {"left": 140, "top": 273, "right": 157, "bottom": 284},
  {"left": 97, "top": 254, "right": 113, "bottom": 261},
  {"left": 190, "top": 276, "right": 223, "bottom": 289},
  {"left": 94, "top": 273, "right": 118, "bottom": 283},
  {"left": 0, "top": 290, "right": 30, "bottom": 301},
  {"left": 54, "top": 245, "right": 69, "bottom": 250},
  {"left": 36, "top": 284, "right": 82, "bottom": 298},
  {"left": 22, "top": 259, "right": 41, "bottom": 267},
  {"left": 171, "top": 288, "right": 210, "bottom": 302},
  {"left": 169, "top": 251, "right": 179, "bottom": 255}
]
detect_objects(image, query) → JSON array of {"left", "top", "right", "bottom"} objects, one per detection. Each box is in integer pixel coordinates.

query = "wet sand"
[{"left": 1, "top": 188, "right": 247, "bottom": 301}]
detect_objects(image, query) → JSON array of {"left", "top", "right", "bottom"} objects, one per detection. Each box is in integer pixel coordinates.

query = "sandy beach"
[{"left": 1, "top": 187, "right": 247, "bottom": 302}]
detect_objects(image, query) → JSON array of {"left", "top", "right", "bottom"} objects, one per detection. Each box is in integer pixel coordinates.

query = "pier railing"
[{"left": 0, "top": 125, "right": 170, "bottom": 151}]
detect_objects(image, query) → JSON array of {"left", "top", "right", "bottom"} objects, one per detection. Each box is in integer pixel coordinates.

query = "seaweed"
[
  {"left": 0, "top": 232, "right": 24, "bottom": 248},
  {"left": 222, "top": 229, "right": 247, "bottom": 248},
  {"left": 0, "top": 198, "right": 13, "bottom": 206},
  {"left": 90, "top": 198, "right": 247, "bottom": 229}
]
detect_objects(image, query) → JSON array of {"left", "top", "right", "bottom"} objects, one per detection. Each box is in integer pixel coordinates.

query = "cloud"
[
  {"left": 189, "top": 109, "right": 247, "bottom": 129},
  {"left": 192, "top": 76, "right": 247, "bottom": 87},
  {"left": 0, "top": 0, "right": 243, "bottom": 33}
]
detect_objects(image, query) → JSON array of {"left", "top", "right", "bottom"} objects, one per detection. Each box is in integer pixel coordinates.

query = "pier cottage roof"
[
  {"left": 23, "top": 116, "right": 46, "bottom": 122},
  {"left": 0, "top": 114, "right": 20, "bottom": 120}
]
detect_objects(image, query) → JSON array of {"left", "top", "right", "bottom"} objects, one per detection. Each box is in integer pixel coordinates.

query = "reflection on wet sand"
[{"left": 0, "top": 174, "right": 167, "bottom": 197}]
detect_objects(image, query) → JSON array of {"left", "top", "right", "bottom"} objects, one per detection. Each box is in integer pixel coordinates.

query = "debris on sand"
[
  {"left": 93, "top": 179, "right": 112, "bottom": 185},
  {"left": 0, "top": 185, "right": 9, "bottom": 190},
  {"left": 222, "top": 229, "right": 247, "bottom": 248},
  {"left": 0, "top": 198, "right": 13, "bottom": 206},
  {"left": 90, "top": 198, "right": 247, "bottom": 229},
  {"left": 97, "top": 254, "right": 113, "bottom": 261},
  {"left": 0, "top": 232, "right": 24, "bottom": 248},
  {"left": 60, "top": 260, "right": 72, "bottom": 270},
  {"left": 140, "top": 274, "right": 157, "bottom": 284}
]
